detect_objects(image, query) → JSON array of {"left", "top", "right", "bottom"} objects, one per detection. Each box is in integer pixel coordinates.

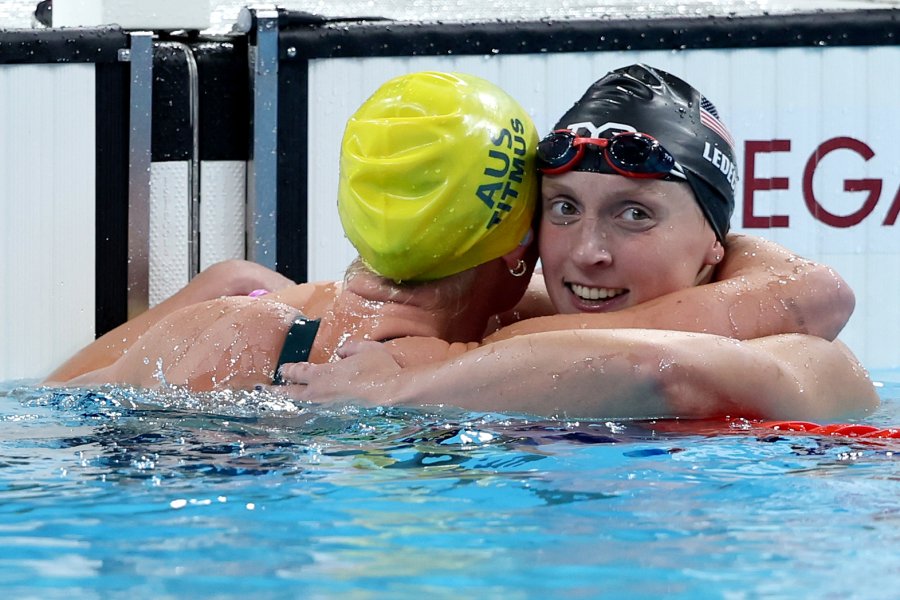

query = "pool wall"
[{"left": 2, "top": 6, "right": 899, "bottom": 380}]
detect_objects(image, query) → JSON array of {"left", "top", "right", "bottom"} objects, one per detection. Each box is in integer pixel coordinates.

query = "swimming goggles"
[{"left": 536, "top": 129, "right": 687, "bottom": 180}]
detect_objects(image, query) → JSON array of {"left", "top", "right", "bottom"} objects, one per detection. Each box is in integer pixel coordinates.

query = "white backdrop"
[{"left": 0, "top": 64, "right": 97, "bottom": 381}]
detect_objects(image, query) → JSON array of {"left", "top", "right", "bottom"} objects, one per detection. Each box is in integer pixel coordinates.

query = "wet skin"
[{"left": 538, "top": 172, "right": 723, "bottom": 314}]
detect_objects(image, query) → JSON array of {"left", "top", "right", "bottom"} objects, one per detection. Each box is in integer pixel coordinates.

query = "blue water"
[{"left": 1, "top": 374, "right": 898, "bottom": 599}]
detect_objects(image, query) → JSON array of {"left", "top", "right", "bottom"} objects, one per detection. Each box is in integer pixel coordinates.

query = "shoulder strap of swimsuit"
[{"left": 272, "top": 317, "right": 321, "bottom": 385}]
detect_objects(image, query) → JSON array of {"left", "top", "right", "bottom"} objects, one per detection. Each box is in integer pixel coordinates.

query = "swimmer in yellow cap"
[
  {"left": 46, "top": 71, "right": 541, "bottom": 390},
  {"left": 338, "top": 70, "right": 536, "bottom": 283}
]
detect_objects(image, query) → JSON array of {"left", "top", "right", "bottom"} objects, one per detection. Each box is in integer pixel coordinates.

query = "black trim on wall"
[
  {"left": 194, "top": 40, "right": 250, "bottom": 161},
  {"left": 151, "top": 43, "right": 192, "bottom": 162},
  {"left": 267, "top": 7, "right": 900, "bottom": 284},
  {"left": 276, "top": 59, "right": 309, "bottom": 283},
  {"left": 0, "top": 27, "right": 128, "bottom": 64},
  {"left": 94, "top": 63, "right": 130, "bottom": 337},
  {"left": 277, "top": 9, "right": 900, "bottom": 59}
]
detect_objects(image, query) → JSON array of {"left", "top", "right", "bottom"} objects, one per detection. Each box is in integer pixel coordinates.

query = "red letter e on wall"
[{"left": 743, "top": 140, "right": 791, "bottom": 228}]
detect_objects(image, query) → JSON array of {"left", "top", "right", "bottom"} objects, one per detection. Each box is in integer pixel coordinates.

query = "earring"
[
  {"left": 715, "top": 254, "right": 722, "bottom": 262},
  {"left": 509, "top": 259, "right": 528, "bottom": 277}
]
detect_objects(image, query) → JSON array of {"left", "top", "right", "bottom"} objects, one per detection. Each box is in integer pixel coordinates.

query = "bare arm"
[
  {"left": 280, "top": 330, "right": 877, "bottom": 421},
  {"left": 44, "top": 259, "right": 295, "bottom": 382},
  {"left": 486, "top": 275, "right": 557, "bottom": 332},
  {"left": 54, "top": 296, "right": 301, "bottom": 391},
  {"left": 488, "top": 234, "right": 854, "bottom": 343}
]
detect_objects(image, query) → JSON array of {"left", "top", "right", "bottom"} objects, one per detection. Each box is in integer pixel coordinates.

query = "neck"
[
  {"left": 694, "top": 263, "right": 716, "bottom": 286},
  {"left": 319, "top": 269, "right": 492, "bottom": 353}
]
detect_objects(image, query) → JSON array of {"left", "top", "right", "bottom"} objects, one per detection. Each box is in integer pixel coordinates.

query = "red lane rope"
[{"left": 758, "top": 421, "right": 900, "bottom": 439}]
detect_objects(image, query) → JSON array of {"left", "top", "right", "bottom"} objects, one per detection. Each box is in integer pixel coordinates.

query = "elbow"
[
  {"left": 807, "top": 266, "right": 856, "bottom": 341},
  {"left": 197, "top": 259, "right": 292, "bottom": 297},
  {"left": 625, "top": 343, "right": 714, "bottom": 420},
  {"left": 831, "top": 269, "right": 856, "bottom": 331}
]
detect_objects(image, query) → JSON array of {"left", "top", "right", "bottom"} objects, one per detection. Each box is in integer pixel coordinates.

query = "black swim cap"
[{"left": 552, "top": 64, "right": 737, "bottom": 242}]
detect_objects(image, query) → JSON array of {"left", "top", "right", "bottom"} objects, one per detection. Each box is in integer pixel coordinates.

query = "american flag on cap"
[{"left": 700, "top": 96, "right": 735, "bottom": 150}]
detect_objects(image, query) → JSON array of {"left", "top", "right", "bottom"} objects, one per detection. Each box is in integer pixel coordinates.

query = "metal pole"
[
  {"left": 125, "top": 31, "right": 154, "bottom": 320},
  {"left": 246, "top": 6, "right": 280, "bottom": 269},
  {"left": 158, "top": 41, "right": 202, "bottom": 281}
]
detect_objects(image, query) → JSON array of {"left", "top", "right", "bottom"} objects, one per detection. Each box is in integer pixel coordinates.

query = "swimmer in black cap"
[
  {"left": 534, "top": 63, "right": 737, "bottom": 315},
  {"left": 546, "top": 63, "right": 737, "bottom": 242},
  {"left": 283, "top": 65, "right": 877, "bottom": 420}
]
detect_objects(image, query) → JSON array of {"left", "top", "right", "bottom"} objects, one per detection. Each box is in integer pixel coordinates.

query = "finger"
[
  {"left": 253, "top": 382, "right": 313, "bottom": 404},
  {"left": 276, "top": 361, "right": 318, "bottom": 384},
  {"left": 272, "top": 383, "right": 313, "bottom": 402},
  {"left": 337, "top": 340, "right": 388, "bottom": 359},
  {"left": 253, "top": 382, "right": 304, "bottom": 393}
]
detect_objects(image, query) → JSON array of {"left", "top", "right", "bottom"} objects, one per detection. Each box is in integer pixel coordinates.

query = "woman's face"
[{"left": 538, "top": 172, "right": 721, "bottom": 314}]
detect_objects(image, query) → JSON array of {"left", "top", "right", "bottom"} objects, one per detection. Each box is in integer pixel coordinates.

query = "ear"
[
  {"left": 703, "top": 239, "right": 725, "bottom": 266},
  {"left": 501, "top": 244, "right": 528, "bottom": 271},
  {"left": 501, "top": 228, "right": 533, "bottom": 270}
]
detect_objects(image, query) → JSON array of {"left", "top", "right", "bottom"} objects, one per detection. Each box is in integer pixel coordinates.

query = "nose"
[{"left": 570, "top": 219, "right": 612, "bottom": 268}]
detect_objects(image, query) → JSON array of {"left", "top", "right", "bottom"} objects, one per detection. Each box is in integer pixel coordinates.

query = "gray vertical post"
[
  {"left": 126, "top": 31, "right": 154, "bottom": 320},
  {"left": 169, "top": 41, "right": 202, "bottom": 281},
  {"left": 247, "top": 6, "right": 280, "bottom": 269}
]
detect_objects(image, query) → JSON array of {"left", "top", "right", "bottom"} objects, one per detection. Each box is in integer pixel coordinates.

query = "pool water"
[{"left": 1, "top": 375, "right": 898, "bottom": 598}]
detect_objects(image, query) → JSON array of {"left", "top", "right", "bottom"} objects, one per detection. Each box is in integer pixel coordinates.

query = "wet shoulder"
[{"left": 265, "top": 281, "right": 341, "bottom": 317}]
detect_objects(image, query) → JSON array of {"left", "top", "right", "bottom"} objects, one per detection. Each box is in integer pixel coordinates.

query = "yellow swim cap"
[{"left": 338, "top": 71, "right": 539, "bottom": 282}]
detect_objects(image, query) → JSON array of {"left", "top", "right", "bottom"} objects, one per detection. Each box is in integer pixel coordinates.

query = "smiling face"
[{"left": 538, "top": 172, "right": 723, "bottom": 314}]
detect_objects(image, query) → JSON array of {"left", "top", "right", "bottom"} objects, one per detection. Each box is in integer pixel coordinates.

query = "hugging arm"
[
  {"left": 48, "top": 295, "right": 300, "bottom": 391},
  {"left": 280, "top": 330, "right": 877, "bottom": 421},
  {"left": 45, "top": 260, "right": 295, "bottom": 383},
  {"left": 490, "top": 234, "right": 854, "bottom": 343}
]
